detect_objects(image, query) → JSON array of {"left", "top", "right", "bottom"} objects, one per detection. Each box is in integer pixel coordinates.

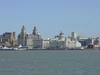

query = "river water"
[{"left": 0, "top": 50, "right": 100, "bottom": 75}]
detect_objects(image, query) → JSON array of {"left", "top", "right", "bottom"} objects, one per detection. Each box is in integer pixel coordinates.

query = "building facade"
[
  {"left": 26, "top": 26, "right": 43, "bottom": 49},
  {"left": 49, "top": 32, "right": 66, "bottom": 49},
  {"left": 0, "top": 32, "right": 16, "bottom": 47}
]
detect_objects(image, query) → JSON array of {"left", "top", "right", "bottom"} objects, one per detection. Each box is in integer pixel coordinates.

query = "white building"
[
  {"left": 49, "top": 32, "right": 66, "bottom": 49},
  {"left": 42, "top": 40, "right": 49, "bottom": 49},
  {"left": 65, "top": 37, "right": 82, "bottom": 49},
  {"left": 26, "top": 34, "right": 34, "bottom": 49},
  {"left": 26, "top": 26, "right": 43, "bottom": 49}
]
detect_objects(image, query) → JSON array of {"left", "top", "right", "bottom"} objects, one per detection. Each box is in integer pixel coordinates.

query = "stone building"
[
  {"left": 49, "top": 32, "right": 66, "bottom": 49},
  {"left": 18, "top": 25, "right": 28, "bottom": 46},
  {"left": 0, "top": 32, "right": 16, "bottom": 47},
  {"left": 26, "top": 26, "right": 43, "bottom": 49},
  {"left": 65, "top": 32, "right": 82, "bottom": 49},
  {"left": 42, "top": 40, "right": 49, "bottom": 49},
  {"left": 65, "top": 37, "right": 81, "bottom": 49}
]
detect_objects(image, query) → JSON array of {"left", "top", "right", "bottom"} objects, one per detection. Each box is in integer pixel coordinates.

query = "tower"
[
  {"left": 32, "top": 26, "right": 37, "bottom": 35},
  {"left": 71, "top": 32, "right": 77, "bottom": 40},
  {"left": 18, "top": 25, "right": 27, "bottom": 46}
]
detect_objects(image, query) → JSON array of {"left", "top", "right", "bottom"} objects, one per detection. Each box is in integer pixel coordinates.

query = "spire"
[
  {"left": 20, "top": 25, "right": 27, "bottom": 39},
  {"left": 21, "top": 25, "right": 26, "bottom": 33},
  {"left": 32, "top": 26, "right": 37, "bottom": 35}
]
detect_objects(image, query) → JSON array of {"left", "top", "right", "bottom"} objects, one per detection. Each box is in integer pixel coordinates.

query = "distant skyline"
[{"left": 0, "top": 0, "right": 100, "bottom": 37}]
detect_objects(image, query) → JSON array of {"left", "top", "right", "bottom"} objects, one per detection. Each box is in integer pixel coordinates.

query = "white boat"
[
  {"left": 17, "top": 45, "right": 28, "bottom": 50},
  {"left": 67, "top": 47, "right": 84, "bottom": 50},
  {"left": 0, "top": 47, "right": 14, "bottom": 51}
]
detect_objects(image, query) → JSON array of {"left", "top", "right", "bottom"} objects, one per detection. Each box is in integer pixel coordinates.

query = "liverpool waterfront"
[{"left": 0, "top": 25, "right": 100, "bottom": 50}]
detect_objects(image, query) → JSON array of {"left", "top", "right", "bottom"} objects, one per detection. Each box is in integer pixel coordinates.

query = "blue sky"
[{"left": 0, "top": 0, "right": 100, "bottom": 37}]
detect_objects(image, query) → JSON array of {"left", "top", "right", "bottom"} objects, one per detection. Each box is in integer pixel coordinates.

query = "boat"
[
  {"left": 17, "top": 45, "right": 28, "bottom": 50},
  {"left": 67, "top": 47, "right": 84, "bottom": 50},
  {"left": 0, "top": 46, "right": 15, "bottom": 51}
]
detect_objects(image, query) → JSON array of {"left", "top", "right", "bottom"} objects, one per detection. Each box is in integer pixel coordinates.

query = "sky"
[{"left": 0, "top": 0, "right": 100, "bottom": 38}]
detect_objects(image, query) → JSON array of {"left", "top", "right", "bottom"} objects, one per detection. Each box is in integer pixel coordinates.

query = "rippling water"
[{"left": 0, "top": 50, "right": 100, "bottom": 75}]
